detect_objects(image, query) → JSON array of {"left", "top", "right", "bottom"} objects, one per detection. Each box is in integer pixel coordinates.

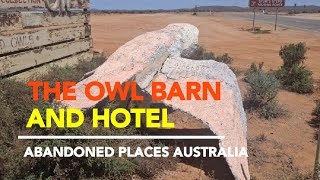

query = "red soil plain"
[{"left": 91, "top": 13, "right": 320, "bottom": 179}]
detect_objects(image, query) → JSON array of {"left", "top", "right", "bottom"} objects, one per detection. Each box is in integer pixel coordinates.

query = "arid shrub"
[
  {"left": 245, "top": 71, "right": 280, "bottom": 107},
  {"left": 134, "top": 156, "right": 177, "bottom": 178},
  {"left": 0, "top": 158, "right": 3, "bottom": 178},
  {"left": 0, "top": 54, "right": 177, "bottom": 179},
  {"left": 275, "top": 66, "right": 314, "bottom": 94},
  {"left": 260, "top": 100, "right": 284, "bottom": 120},
  {"left": 181, "top": 45, "right": 233, "bottom": 64},
  {"left": 313, "top": 101, "right": 320, "bottom": 121},
  {"left": 2, "top": 125, "right": 141, "bottom": 179},
  {"left": 276, "top": 43, "right": 314, "bottom": 94},
  {"left": 216, "top": 53, "right": 233, "bottom": 64},
  {"left": 32, "top": 54, "right": 106, "bottom": 83},
  {"left": 244, "top": 70, "right": 283, "bottom": 119},
  {"left": 181, "top": 45, "right": 215, "bottom": 60},
  {"left": 0, "top": 90, "right": 15, "bottom": 145},
  {"left": 31, "top": 54, "right": 107, "bottom": 101},
  {"left": 244, "top": 62, "right": 264, "bottom": 82},
  {"left": 0, "top": 81, "right": 171, "bottom": 179},
  {"left": 0, "top": 79, "right": 39, "bottom": 129},
  {"left": 279, "top": 42, "right": 307, "bottom": 70}
]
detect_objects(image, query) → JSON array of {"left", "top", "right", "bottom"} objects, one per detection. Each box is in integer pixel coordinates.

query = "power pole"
[
  {"left": 275, "top": 8, "right": 279, "bottom": 31},
  {"left": 252, "top": 8, "right": 256, "bottom": 32}
]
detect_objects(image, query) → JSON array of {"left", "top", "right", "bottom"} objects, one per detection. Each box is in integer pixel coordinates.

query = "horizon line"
[
  {"left": 18, "top": 136, "right": 225, "bottom": 140},
  {"left": 92, "top": 4, "right": 320, "bottom": 11}
]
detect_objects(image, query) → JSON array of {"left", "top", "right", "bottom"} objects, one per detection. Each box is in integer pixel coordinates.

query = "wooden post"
[
  {"left": 252, "top": 8, "right": 256, "bottom": 32},
  {"left": 314, "top": 128, "right": 320, "bottom": 179},
  {"left": 275, "top": 8, "right": 279, "bottom": 31}
]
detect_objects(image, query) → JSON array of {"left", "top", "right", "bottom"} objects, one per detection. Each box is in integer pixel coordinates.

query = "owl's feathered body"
[{"left": 44, "top": 0, "right": 83, "bottom": 14}]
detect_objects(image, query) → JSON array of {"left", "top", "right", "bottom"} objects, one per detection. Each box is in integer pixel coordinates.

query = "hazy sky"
[{"left": 91, "top": 0, "right": 320, "bottom": 10}]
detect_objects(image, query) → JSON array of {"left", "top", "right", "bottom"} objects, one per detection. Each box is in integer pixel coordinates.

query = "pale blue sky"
[{"left": 91, "top": 0, "right": 320, "bottom": 10}]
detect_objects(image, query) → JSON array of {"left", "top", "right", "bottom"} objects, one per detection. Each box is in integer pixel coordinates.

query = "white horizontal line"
[{"left": 18, "top": 136, "right": 225, "bottom": 140}]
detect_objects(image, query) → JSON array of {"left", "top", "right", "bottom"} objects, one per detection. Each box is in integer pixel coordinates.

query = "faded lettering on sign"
[
  {"left": 0, "top": 0, "right": 41, "bottom": 4},
  {"left": 11, "top": 35, "right": 36, "bottom": 48},
  {"left": 0, "top": 13, "right": 20, "bottom": 28},
  {"left": 0, "top": 40, "right": 5, "bottom": 50},
  {"left": 0, "top": 34, "right": 39, "bottom": 53},
  {"left": 174, "top": 62, "right": 211, "bottom": 78}
]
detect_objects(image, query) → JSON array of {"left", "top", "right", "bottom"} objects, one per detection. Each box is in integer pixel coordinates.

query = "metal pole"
[
  {"left": 252, "top": 8, "right": 256, "bottom": 32},
  {"left": 275, "top": 8, "right": 279, "bottom": 31}
]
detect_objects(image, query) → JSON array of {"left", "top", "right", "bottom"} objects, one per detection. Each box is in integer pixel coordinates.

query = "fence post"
[{"left": 315, "top": 128, "right": 320, "bottom": 179}]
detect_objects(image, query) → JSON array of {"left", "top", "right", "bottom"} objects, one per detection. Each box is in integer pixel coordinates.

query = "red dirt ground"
[{"left": 91, "top": 13, "right": 320, "bottom": 179}]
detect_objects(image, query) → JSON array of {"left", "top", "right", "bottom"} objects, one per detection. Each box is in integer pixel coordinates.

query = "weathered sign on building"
[
  {"left": 0, "top": 0, "right": 86, "bottom": 9},
  {"left": 0, "top": 0, "right": 92, "bottom": 77}
]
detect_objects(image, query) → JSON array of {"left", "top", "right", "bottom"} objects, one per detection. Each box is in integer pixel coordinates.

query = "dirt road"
[
  {"left": 91, "top": 13, "right": 320, "bottom": 179},
  {"left": 223, "top": 13, "right": 320, "bottom": 32}
]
